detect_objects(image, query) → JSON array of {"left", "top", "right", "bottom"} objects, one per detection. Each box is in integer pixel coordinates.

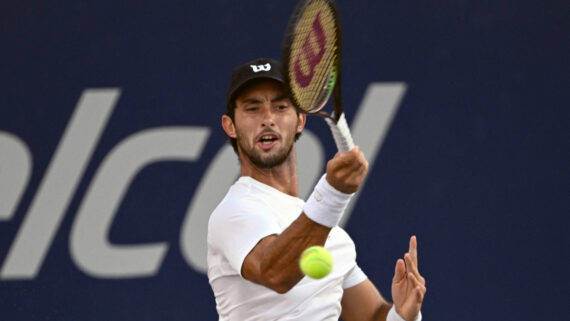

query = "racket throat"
[{"left": 316, "top": 110, "right": 335, "bottom": 121}]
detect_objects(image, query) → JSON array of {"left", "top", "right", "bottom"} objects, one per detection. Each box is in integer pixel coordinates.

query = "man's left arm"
[
  {"left": 341, "top": 236, "right": 426, "bottom": 321},
  {"left": 341, "top": 278, "right": 392, "bottom": 321}
]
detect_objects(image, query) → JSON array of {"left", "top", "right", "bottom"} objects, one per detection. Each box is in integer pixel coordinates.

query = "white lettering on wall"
[{"left": 0, "top": 83, "right": 406, "bottom": 279}]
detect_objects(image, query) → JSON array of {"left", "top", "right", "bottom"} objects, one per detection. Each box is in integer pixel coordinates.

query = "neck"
[{"left": 239, "top": 148, "right": 299, "bottom": 197}]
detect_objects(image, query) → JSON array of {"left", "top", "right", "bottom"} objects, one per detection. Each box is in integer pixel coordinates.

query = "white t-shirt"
[{"left": 207, "top": 176, "right": 367, "bottom": 321}]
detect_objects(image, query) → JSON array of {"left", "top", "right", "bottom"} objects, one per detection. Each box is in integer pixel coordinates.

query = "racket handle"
[{"left": 325, "top": 112, "right": 355, "bottom": 154}]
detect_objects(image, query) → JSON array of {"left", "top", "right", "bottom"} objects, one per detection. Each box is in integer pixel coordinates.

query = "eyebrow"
[
  {"left": 272, "top": 95, "right": 289, "bottom": 103},
  {"left": 241, "top": 95, "right": 290, "bottom": 106}
]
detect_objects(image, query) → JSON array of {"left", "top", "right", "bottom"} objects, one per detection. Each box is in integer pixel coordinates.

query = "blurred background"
[{"left": 0, "top": 1, "right": 567, "bottom": 320}]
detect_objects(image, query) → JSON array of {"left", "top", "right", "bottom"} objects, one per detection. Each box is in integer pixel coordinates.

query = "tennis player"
[{"left": 207, "top": 58, "right": 426, "bottom": 321}]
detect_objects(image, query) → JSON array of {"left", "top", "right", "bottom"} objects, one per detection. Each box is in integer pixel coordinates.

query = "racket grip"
[{"left": 325, "top": 112, "right": 355, "bottom": 154}]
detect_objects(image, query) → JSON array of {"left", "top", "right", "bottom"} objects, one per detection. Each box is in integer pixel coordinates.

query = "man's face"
[{"left": 226, "top": 80, "right": 305, "bottom": 169}]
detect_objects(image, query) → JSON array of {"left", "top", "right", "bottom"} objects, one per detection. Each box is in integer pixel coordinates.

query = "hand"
[
  {"left": 325, "top": 146, "right": 368, "bottom": 194},
  {"left": 391, "top": 236, "right": 426, "bottom": 321}
]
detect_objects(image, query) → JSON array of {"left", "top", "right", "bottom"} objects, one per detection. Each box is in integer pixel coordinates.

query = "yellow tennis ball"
[{"left": 299, "top": 246, "right": 333, "bottom": 279}]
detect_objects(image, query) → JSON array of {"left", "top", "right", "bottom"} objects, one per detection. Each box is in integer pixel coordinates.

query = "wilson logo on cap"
[{"left": 250, "top": 63, "right": 271, "bottom": 72}]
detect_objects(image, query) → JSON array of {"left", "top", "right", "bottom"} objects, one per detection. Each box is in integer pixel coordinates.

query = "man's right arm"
[
  {"left": 241, "top": 213, "right": 330, "bottom": 293},
  {"left": 241, "top": 147, "right": 368, "bottom": 293}
]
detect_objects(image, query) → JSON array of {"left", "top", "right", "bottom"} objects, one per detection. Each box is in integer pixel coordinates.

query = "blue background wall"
[{"left": 1, "top": 1, "right": 567, "bottom": 320}]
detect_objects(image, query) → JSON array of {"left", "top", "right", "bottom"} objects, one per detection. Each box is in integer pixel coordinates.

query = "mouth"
[{"left": 256, "top": 131, "right": 280, "bottom": 150}]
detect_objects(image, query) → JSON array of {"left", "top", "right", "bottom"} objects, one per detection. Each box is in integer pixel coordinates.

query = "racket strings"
[{"left": 288, "top": 0, "right": 340, "bottom": 113}]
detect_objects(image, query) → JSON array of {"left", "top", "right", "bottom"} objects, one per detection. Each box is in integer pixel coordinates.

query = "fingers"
[
  {"left": 404, "top": 236, "right": 425, "bottom": 287},
  {"left": 409, "top": 235, "right": 418, "bottom": 267},
  {"left": 407, "top": 272, "right": 426, "bottom": 303},
  {"left": 404, "top": 253, "right": 419, "bottom": 278},
  {"left": 393, "top": 258, "right": 406, "bottom": 283},
  {"left": 332, "top": 146, "right": 368, "bottom": 173},
  {"left": 392, "top": 238, "right": 427, "bottom": 319},
  {"left": 326, "top": 146, "right": 368, "bottom": 194},
  {"left": 406, "top": 236, "right": 419, "bottom": 275}
]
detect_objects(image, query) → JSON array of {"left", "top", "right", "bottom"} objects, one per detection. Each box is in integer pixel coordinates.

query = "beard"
[{"left": 236, "top": 129, "right": 296, "bottom": 169}]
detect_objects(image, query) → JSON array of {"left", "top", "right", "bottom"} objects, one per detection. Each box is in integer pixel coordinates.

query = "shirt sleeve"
[
  {"left": 209, "top": 197, "right": 281, "bottom": 276},
  {"left": 342, "top": 264, "right": 368, "bottom": 289}
]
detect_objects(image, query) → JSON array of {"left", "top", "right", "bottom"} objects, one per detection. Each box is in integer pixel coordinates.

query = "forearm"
[
  {"left": 257, "top": 213, "right": 331, "bottom": 293},
  {"left": 372, "top": 302, "right": 392, "bottom": 321},
  {"left": 375, "top": 303, "right": 423, "bottom": 321},
  {"left": 341, "top": 279, "right": 392, "bottom": 321},
  {"left": 245, "top": 173, "right": 356, "bottom": 292}
]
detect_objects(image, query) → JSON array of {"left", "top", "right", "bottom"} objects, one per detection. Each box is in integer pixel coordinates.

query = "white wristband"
[
  {"left": 303, "top": 174, "right": 353, "bottom": 228},
  {"left": 387, "top": 305, "right": 422, "bottom": 321}
]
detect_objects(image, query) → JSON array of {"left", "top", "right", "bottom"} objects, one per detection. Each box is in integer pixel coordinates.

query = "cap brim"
[{"left": 227, "top": 74, "right": 286, "bottom": 105}]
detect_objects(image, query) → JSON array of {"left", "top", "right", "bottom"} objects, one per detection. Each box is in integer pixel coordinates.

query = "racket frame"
[{"left": 282, "top": 0, "right": 355, "bottom": 153}]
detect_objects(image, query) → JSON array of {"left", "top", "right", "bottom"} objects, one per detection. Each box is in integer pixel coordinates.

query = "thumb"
[{"left": 393, "top": 258, "right": 406, "bottom": 282}]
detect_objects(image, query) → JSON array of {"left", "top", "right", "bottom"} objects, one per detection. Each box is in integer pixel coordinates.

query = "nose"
[{"left": 261, "top": 105, "right": 275, "bottom": 127}]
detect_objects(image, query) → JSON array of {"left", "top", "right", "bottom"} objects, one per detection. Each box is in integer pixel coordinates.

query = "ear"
[
  {"left": 296, "top": 113, "right": 306, "bottom": 134},
  {"left": 222, "top": 115, "right": 237, "bottom": 138}
]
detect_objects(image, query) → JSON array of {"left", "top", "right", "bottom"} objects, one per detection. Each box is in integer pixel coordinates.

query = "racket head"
[{"left": 282, "top": 0, "right": 341, "bottom": 114}]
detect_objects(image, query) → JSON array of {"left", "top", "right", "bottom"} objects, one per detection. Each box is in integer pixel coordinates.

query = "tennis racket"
[{"left": 282, "top": 0, "right": 354, "bottom": 154}]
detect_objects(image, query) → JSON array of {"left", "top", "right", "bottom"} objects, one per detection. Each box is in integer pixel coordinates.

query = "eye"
[
  {"left": 245, "top": 106, "right": 259, "bottom": 112},
  {"left": 276, "top": 104, "right": 289, "bottom": 111}
]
